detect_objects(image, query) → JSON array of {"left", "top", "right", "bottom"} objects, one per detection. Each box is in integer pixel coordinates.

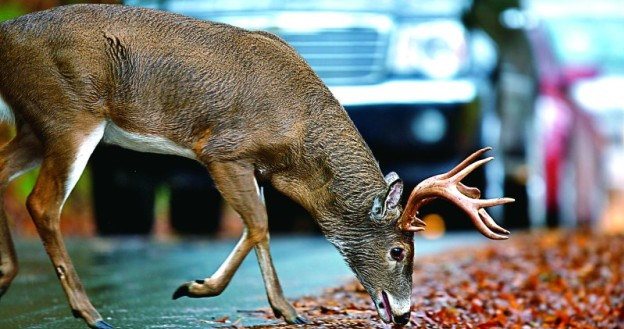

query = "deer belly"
[{"left": 102, "top": 122, "right": 197, "bottom": 159}]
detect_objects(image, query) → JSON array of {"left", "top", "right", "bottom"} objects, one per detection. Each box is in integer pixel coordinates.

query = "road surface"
[{"left": 0, "top": 233, "right": 484, "bottom": 328}]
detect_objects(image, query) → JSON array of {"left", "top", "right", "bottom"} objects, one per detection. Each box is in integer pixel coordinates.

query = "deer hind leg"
[
  {"left": 0, "top": 125, "right": 42, "bottom": 298},
  {"left": 26, "top": 121, "right": 113, "bottom": 329},
  {"left": 171, "top": 161, "right": 307, "bottom": 324}
]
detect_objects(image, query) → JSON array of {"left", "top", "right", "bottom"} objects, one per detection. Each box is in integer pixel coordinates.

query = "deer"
[{"left": 0, "top": 4, "right": 513, "bottom": 328}]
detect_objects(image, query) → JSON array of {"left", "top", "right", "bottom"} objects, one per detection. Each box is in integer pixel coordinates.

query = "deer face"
[{"left": 327, "top": 172, "right": 414, "bottom": 325}]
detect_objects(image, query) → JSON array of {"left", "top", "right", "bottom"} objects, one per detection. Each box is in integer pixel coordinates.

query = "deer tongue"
[{"left": 381, "top": 291, "right": 393, "bottom": 322}]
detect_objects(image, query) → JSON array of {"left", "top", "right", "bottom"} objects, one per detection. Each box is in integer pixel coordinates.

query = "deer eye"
[{"left": 390, "top": 247, "right": 405, "bottom": 262}]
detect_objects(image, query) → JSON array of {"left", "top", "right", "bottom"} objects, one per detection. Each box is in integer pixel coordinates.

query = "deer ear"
[
  {"left": 384, "top": 172, "right": 403, "bottom": 210},
  {"left": 371, "top": 172, "right": 403, "bottom": 221},
  {"left": 371, "top": 195, "right": 385, "bottom": 219}
]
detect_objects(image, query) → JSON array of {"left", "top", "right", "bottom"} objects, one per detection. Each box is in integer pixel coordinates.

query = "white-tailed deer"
[{"left": 0, "top": 4, "right": 512, "bottom": 328}]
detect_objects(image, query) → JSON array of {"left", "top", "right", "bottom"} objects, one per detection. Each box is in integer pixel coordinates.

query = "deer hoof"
[
  {"left": 282, "top": 313, "right": 310, "bottom": 324},
  {"left": 92, "top": 320, "right": 114, "bottom": 329},
  {"left": 172, "top": 280, "right": 223, "bottom": 299},
  {"left": 293, "top": 316, "right": 310, "bottom": 324},
  {"left": 172, "top": 283, "right": 190, "bottom": 300}
]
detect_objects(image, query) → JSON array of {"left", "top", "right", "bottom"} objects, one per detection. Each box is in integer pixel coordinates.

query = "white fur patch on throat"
[{"left": 102, "top": 122, "right": 196, "bottom": 159}]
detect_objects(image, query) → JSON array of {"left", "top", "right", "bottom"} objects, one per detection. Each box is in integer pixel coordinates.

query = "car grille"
[{"left": 277, "top": 28, "right": 389, "bottom": 85}]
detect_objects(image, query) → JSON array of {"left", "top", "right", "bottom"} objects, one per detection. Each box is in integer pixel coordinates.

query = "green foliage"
[
  {"left": 154, "top": 185, "right": 171, "bottom": 219},
  {"left": 11, "top": 167, "right": 93, "bottom": 205},
  {"left": 13, "top": 170, "right": 37, "bottom": 202},
  {"left": 0, "top": 1, "right": 25, "bottom": 22}
]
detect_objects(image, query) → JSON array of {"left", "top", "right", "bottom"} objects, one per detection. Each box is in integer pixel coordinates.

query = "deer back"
[
  {"left": 0, "top": 4, "right": 387, "bottom": 218},
  {"left": 0, "top": 5, "right": 320, "bottom": 162}
]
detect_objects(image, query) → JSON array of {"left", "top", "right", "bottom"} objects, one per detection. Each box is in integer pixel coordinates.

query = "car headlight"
[
  {"left": 410, "top": 108, "right": 447, "bottom": 144},
  {"left": 389, "top": 20, "right": 469, "bottom": 79}
]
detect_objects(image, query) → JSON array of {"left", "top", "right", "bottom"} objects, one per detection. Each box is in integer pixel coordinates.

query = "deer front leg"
[
  {"left": 172, "top": 161, "right": 306, "bottom": 324},
  {"left": 254, "top": 237, "right": 309, "bottom": 324}
]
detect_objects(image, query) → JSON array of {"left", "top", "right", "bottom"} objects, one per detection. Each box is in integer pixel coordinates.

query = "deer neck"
[{"left": 272, "top": 102, "right": 387, "bottom": 232}]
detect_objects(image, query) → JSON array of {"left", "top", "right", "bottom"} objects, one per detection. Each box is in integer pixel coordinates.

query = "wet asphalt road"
[{"left": 0, "top": 233, "right": 484, "bottom": 329}]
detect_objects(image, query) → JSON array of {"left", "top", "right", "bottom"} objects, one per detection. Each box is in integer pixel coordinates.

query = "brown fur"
[{"left": 0, "top": 4, "right": 413, "bottom": 328}]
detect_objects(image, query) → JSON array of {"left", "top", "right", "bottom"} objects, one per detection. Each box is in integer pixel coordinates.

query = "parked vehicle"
[
  {"left": 466, "top": 0, "right": 614, "bottom": 229},
  {"left": 482, "top": 0, "right": 615, "bottom": 229},
  {"left": 462, "top": 0, "right": 539, "bottom": 229},
  {"left": 94, "top": 0, "right": 496, "bottom": 233},
  {"left": 525, "top": 0, "right": 623, "bottom": 227}
]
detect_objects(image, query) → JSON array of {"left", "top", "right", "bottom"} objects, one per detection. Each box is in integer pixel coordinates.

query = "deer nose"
[{"left": 392, "top": 312, "right": 410, "bottom": 325}]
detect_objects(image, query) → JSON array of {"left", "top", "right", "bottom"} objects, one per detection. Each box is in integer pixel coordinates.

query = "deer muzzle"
[{"left": 375, "top": 291, "right": 411, "bottom": 325}]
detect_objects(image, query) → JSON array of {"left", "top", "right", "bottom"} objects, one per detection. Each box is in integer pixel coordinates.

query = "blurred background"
[{"left": 1, "top": 0, "right": 624, "bottom": 239}]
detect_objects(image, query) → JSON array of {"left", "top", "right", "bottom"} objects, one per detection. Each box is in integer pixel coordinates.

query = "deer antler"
[{"left": 399, "top": 147, "right": 513, "bottom": 240}]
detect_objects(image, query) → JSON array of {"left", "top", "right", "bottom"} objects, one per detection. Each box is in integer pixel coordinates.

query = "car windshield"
[{"left": 545, "top": 17, "right": 624, "bottom": 74}]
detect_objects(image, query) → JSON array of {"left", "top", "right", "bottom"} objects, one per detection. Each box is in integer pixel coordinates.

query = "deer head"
[
  {"left": 324, "top": 148, "right": 512, "bottom": 326},
  {"left": 325, "top": 171, "right": 413, "bottom": 325}
]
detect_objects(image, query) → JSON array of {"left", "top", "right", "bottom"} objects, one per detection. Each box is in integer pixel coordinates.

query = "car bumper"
[{"left": 329, "top": 79, "right": 478, "bottom": 107}]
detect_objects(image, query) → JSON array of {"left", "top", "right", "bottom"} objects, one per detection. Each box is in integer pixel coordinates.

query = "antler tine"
[
  {"left": 478, "top": 209, "right": 510, "bottom": 234},
  {"left": 402, "top": 220, "right": 426, "bottom": 232},
  {"left": 399, "top": 147, "right": 512, "bottom": 240},
  {"left": 476, "top": 197, "right": 515, "bottom": 208},
  {"left": 449, "top": 193, "right": 510, "bottom": 240},
  {"left": 468, "top": 208, "right": 509, "bottom": 240},
  {"left": 454, "top": 157, "right": 493, "bottom": 182},
  {"left": 457, "top": 182, "right": 480, "bottom": 199},
  {"left": 442, "top": 147, "right": 492, "bottom": 179}
]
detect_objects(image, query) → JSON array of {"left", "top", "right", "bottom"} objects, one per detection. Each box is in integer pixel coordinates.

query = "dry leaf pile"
[{"left": 242, "top": 231, "right": 624, "bottom": 328}]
